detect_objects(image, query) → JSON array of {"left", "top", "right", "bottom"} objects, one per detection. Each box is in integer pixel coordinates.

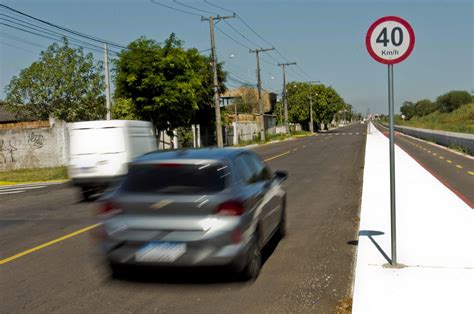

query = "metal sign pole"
[{"left": 388, "top": 64, "right": 397, "bottom": 265}]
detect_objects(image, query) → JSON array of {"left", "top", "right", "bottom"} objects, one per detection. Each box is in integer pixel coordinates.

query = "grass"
[
  {"left": 236, "top": 130, "right": 312, "bottom": 147},
  {"left": 0, "top": 166, "right": 68, "bottom": 184},
  {"left": 395, "top": 103, "right": 474, "bottom": 134}
]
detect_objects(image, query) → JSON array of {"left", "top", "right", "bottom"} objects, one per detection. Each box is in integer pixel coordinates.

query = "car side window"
[
  {"left": 234, "top": 154, "right": 255, "bottom": 184},
  {"left": 246, "top": 153, "right": 272, "bottom": 182}
]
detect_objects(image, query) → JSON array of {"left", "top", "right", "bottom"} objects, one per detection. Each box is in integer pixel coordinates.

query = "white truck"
[{"left": 67, "top": 120, "right": 157, "bottom": 200}]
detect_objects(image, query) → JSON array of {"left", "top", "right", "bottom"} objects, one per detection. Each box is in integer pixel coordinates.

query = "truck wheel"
[{"left": 81, "top": 187, "right": 93, "bottom": 201}]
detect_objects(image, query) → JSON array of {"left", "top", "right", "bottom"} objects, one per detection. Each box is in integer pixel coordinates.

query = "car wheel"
[
  {"left": 240, "top": 238, "right": 262, "bottom": 281},
  {"left": 278, "top": 200, "right": 287, "bottom": 239},
  {"left": 109, "top": 262, "right": 128, "bottom": 279}
]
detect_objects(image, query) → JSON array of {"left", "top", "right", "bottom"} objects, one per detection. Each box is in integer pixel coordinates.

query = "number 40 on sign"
[{"left": 366, "top": 16, "right": 415, "bottom": 65}]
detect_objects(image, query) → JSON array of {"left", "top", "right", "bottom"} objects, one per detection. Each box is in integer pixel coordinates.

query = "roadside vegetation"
[
  {"left": 383, "top": 90, "right": 474, "bottom": 134},
  {"left": 0, "top": 167, "right": 68, "bottom": 184},
  {"left": 395, "top": 102, "right": 474, "bottom": 134},
  {"left": 237, "top": 130, "right": 312, "bottom": 146}
]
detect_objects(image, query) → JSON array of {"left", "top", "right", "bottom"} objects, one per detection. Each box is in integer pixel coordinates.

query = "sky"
[{"left": 0, "top": 0, "right": 473, "bottom": 115}]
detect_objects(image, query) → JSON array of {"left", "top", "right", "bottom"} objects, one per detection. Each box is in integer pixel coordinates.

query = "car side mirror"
[{"left": 274, "top": 170, "right": 288, "bottom": 181}]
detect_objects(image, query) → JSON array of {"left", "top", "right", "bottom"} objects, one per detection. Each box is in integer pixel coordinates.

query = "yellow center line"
[
  {"left": 264, "top": 150, "right": 292, "bottom": 162},
  {"left": 468, "top": 171, "right": 474, "bottom": 176},
  {"left": 439, "top": 156, "right": 444, "bottom": 160},
  {"left": 0, "top": 223, "right": 102, "bottom": 265},
  {"left": 428, "top": 150, "right": 431, "bottom": 153},
  {"left": 433, "top": 153, "right": 437, "bottom": 156},
  {"left": 456, "top": 165, "right": 463, "bottom": 169},
  {"left": 447, "top": 160, "right": 452, "bottom": 163}
]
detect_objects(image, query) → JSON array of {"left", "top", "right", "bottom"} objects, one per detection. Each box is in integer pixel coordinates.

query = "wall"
[
  {"left": 394, "top": 125, "right": 474, "bottom": 156},
  {"left": 237, "top": 121, "right": 260, "bottom": 142},
  {"left": 0, "top": 122, "right": 67, "bottom": 170}
]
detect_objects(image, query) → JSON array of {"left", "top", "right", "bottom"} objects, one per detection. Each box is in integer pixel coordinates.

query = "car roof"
[{"left": 134, "top": 147, "right": 250, "bottom": 163}]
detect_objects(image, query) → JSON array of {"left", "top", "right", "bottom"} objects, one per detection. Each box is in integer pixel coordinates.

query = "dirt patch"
[{"left": 334, "top": 297, "right": 352, "bottom": 314}]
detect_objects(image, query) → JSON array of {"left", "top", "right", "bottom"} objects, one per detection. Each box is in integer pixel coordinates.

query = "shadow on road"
[{"left": 107, "top": 233, "right": 283, "bottom": 285}]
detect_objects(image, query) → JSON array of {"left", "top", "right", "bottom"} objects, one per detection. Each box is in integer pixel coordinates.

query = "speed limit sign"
[
  {"left": 366, "top": 16, "right": 415, "bottom": 64},
  {"left": 366, "top": 16, "right": 415, "bottom": 267}
]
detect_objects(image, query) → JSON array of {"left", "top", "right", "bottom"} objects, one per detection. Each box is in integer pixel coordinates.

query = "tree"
[
  {"left": 114, "top": 35, "right": 199, "bottom": 134},
  {"left": 400, "top": 101, "right": 415, "bottom": 119},
  {"left": 114, "top": 34, "right": 226, "bottom": 136},
  {"left": 185, "top": 49, "right": 226, "bottom": 133},
  {"left": 285, "top": 82, "right": 346, "bottom": 129},
  {"left": 414, "top": 99, "right": 439, "bottom": 117},
  {"left": 5, "top": 39, "right": 106, "bottom": 122},
  {"left": 436, "top": 90, "right": 472, "bottom": 113},
  {"left": 111, "top": 98, "right": 140, "bottom": 120}
]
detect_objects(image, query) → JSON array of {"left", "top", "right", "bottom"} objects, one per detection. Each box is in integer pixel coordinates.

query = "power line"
[
  {"left": 173, "top": 0, "right": 218, "bottom": 15},
  {"left": 149, "top": 0, "right": 203, "bottom": 17},
  {"left": 203, "top": 1, "right": 313, "bottom": 80},
  {"left": 223, "top": 20, "right": 260, "bottom": 47},
  {"left": 0, "top": 14, "right": 120, "bottom": 55},
  {"left": 203, "top": 0, "right": 235, "bottom": 14},
  {"left": 0, "top": 40, "right": 38, "bottom": 54},
  {"left": 214, "top": 25, "right": 251, "bottom": 50},
  {"left": 0, "top": 22, "right": 118, "bottom": 56},
  {"left": 0, "top": 31, "right": 46, "bottom": 49},
  {"left": 0, "top": 4, "right": 127, "bottom": 49}
]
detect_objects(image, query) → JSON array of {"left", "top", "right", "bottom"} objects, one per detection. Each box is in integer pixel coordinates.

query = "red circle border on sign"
[{"left": 366, "top": 16, "right": 415, "bottom": 65}]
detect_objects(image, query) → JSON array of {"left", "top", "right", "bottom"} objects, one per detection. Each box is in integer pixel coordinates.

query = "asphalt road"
[
  {"left": 0, "top": 123, "right": 367, "bottom": 314},
  {"left": 375, "top": 123, "right": 474, "bottom": 208}
]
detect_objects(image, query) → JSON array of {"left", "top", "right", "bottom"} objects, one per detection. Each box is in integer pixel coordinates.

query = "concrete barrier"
[{"left": 393, "top": 125, "right": 474, "bottom": 155}]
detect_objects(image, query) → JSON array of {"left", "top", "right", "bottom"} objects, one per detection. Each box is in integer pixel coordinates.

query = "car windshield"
[{"left": 121, "top": 162, "right": 231, "bottom": 194}]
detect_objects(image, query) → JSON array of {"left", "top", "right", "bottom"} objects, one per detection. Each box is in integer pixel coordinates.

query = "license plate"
[{"left": 135, "top": 242, "right": 186, "bottom": 262}]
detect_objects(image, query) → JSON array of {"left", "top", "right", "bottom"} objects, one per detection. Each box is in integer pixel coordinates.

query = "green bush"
[{"left": 436, "top": 90, "right": 472, "bottom": 113}]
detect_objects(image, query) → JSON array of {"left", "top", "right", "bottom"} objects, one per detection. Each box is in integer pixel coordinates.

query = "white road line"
[
  {"left": 0, "top": 186, "right": 47, "bottom": 192},
  {"left": 0, "top": 191, "right": 25, "bottom": 195}
]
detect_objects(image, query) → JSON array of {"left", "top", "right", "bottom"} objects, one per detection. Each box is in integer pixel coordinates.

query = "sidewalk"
[{"left": 352, "top": 123, "right": 474, "bottom": 314}]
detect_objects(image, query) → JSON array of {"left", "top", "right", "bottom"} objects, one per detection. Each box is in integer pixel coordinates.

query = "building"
[{"left": 221, "top": 87, "right": 277, "bottom": 114}]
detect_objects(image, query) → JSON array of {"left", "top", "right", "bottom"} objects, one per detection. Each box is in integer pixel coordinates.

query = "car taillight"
[
  {"left": 216, "top": 201, "right": 245, "bottom": 216},
  {"left": 98, "top": 201, "right": 122, "bottom": 216}
]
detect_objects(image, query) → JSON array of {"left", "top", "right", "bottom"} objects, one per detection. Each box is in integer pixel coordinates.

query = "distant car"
[{"left": 97, "top": 148, "right": 288, "bottom": 280}]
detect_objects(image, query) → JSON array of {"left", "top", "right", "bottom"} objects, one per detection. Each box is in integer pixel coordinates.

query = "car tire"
[
  {"left": 278, "top": 199, "right": 287, "bottom": 239},
  {"left": 240, "top": 238, "right": 262, "bottom": 281},
  {"left": 109, "top": 262, "right": 128, "bottom": 279}
]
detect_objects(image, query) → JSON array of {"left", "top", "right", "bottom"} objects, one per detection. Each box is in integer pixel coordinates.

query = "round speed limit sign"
[{"left": 366, "top": 16, "right": 415, "bottom": 64}]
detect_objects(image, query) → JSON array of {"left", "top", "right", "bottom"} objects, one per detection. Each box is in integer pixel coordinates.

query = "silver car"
[{"left": 98, "top": 148, "right": 288, "bottom": 280}]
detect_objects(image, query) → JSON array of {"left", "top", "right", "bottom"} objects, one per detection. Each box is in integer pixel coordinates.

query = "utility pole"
[
  {"left": 306, "top": 81, "right": 320, "bottom": 134},
  {"left": 104, "top": 43, "right": 111, "bottom": 120},
  {"left": 278, "top": 62, "right": 296, "bottom": 133},
  {"left": 250, "top": 47, "right": 274, "bottom": 142},
  {"left": 202, "top": 14, "right": 236, "bottom": 147}
]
